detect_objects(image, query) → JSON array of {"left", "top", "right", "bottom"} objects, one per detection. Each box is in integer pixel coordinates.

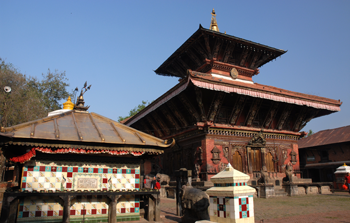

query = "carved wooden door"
[
  {"left": 250, "top": 149, "right": 261, "bottom": 172},
  {"left": 266, "top": 152, "right": 274, "bottom": 172},
  {"left": 232, "top": 151, "right": 243, "bottom": 172}
]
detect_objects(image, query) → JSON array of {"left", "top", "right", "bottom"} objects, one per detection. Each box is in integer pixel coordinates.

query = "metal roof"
[
  {"left": 0, "top": 110, "right": 173, "bottom": 149},
  {"left": 298, "top": 125, "right": 350, "bottom": 149}
]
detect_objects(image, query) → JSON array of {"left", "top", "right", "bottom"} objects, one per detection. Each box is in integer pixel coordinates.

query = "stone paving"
[{"left": 121, "top": 192, "right": 350, "bottom": 223}]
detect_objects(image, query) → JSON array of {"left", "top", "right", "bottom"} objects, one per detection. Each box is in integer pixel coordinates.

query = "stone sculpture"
[
  {"left": 284, "top": 164, "right": 295, "bottom": 183},
  {"left": 259, "top": 166, "right": 272, "bottom": 185},
  {"left": 156, "top": 173, "right": 170, "bottom": 186},
  {"left": 181, "top": 185, "right": 210, "bottom": 222}
]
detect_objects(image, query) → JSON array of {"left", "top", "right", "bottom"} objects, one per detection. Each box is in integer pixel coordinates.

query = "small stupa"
[{"left": 206, "top": 163, "right": 256, "bottom": 223}]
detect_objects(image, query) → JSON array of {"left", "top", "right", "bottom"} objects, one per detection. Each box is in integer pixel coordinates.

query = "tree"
[
  {"left": 0, "top": 59, "right": 71, "bottom": 127},
  {"left": 118, "top": 100, "right": 150, "bottom": 122},
  {"left": 307, "top": 129, "right": 314, "bottom": 137}
]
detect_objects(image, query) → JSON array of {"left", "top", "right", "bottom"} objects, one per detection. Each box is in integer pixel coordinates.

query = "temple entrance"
[
  {"left": 232, "top": 151, "right": 243, "bottom": 172},
  {"left": 250, "top": 149, "right": 262, "bottom": 172},
  {"left": 266, "top": 152, "right": 274, "bottom": 172}
]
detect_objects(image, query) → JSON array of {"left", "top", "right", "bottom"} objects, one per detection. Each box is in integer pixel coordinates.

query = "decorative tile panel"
[
  {"left": 18, "top": 160, "right": 140, "bottom": 222},
  {"left": 21, "top": 161, "right": 140, "bottom": 192}
]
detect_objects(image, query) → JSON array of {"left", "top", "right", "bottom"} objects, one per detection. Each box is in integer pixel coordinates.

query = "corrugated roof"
[
  {"left": 0, "top": 110, "right": 173, "bottom": 149},
  {"left": 298, "top": 125, "right": 350, "bottom": 149}
]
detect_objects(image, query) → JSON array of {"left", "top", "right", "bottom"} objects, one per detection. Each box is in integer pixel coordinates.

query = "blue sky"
[{"left": 1, "top": 0, "right": 349, "bottom": 134}]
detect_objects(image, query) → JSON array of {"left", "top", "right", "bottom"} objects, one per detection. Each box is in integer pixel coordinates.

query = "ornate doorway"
[
  {"left": 247, "top": 130, "right": 266, "bottom": 173},
  {"left": 232, "top": 151, "right": 243, "bottom": 172},
  {"left": 266, "top": 152, "right": 274, "bottom": 172},
  {"left": 250, "top": 149, "right": 261, "bottom": 172}
]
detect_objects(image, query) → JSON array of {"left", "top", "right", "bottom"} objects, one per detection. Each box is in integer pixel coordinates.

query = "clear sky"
[{"left": 1, "top": 0, "right": 349, "bottom": 134}]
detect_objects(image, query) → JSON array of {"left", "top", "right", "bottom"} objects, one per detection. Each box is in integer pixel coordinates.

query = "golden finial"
[
  {"left": 210, "top": 8, "right": 219, "bottom": 32},
  {"left": 63, "top": 96, "right": 74, "bottom": 110},
  {"left": 343, "top": 163, "right": 347, "bottom": 166}
]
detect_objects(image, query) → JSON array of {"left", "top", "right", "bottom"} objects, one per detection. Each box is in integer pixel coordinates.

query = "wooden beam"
[
  {"left": 239, "top": 47, "right": 251, "bottom": 67},
  {"left": 151, "top": 111, "right": 171, "bottom": 136},
  {"left": 251, "top": 52, "right": 269, "bottom": 69},
  {"left": 223, "top": 42, "right": 235, "bottom": 63},
  {"left": 245, "top": 99, "right": 262, "bottom": 127},
  {"left": 208, "top": 92, "right": 225, "bottom": 122},
  {"left": 167, "top": 101, "right": 189, "bottom": 128},
  {"left": 139, "top": 120, "right": 153, "bottom": 135},
  {"left": 193, "top": 41, "right": 209, "bottom": 59},
  {"left": 147, "top": 116, "right": 163, "bottom": 138},
  {"left": 203, "top": 35, "right": 212, "bottom": 59},
  {"left": 170, "top": 62, "right": 185, "bottom": 77},
  {"left": 178, "top": 94, "right": 201, "bottom": 123},
  {"left": 263, "top": 102, "right": 279, "bottom": 129},
  {"left": 293, "top": 107, "right": 307, "bottom": 132},
  {"left": 229, "top": 95, "right": 246, "bottom": 125},
  {"left": 194, "top": 87, "right": 207, "bottom": 122},
  {"left": 250, "top": 49, "right": 263, "bottom": 69},
  {"left": 161, "top": 106, "right": 181, "bottom": 131},
  {"left": 212, "top": 38, "right": 222, "bottom": 59},
  {"left": 276, "top": 105, "right": 292, "bottom": 130},
  {"left": 299, "top": 110, "right": 319, "bottom": 130},
  {"left": 187, "top": 48, "right": 203, "bottom": 68},
  {"left": 177, "top": 57, "right": 190, "bottom": 72}
]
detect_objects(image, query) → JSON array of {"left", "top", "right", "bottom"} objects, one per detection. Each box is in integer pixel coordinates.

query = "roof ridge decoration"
[
  {"left": 74, "top": 82, "right": 91, "bottom": 111},
  {"left": 209, "top": 9, "right": 219, "bottom": 32}
]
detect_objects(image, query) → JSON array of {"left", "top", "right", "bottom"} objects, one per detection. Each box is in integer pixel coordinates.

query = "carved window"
[
  {"left": 211, "top": 146, "right": 221, "bottom": 164},
  {"left": 290, "top": 151, "right": 297, "bottom": 164}
]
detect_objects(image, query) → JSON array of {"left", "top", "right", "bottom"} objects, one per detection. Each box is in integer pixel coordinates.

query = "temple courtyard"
[{"left": 125, "top": 192, "right": 350, "bottom": 223}]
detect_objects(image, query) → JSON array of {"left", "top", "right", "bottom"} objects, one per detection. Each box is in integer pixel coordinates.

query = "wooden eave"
[
  {"left": 188, "top": 71, "right": 342, "bottom": 110},
  {"left": 155, "top": 25, "right": 286, "bottom": 78}
]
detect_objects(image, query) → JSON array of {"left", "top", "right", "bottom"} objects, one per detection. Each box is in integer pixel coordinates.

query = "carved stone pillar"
[{"left": 246, "top": 147, "right": 252, "bottom": 173}]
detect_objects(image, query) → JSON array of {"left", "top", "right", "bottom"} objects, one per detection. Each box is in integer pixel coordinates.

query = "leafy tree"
[
  {"left": 307, "top": 129, "right": 314, "bottom": 137},
  {"left": 0, "top": 59, "right": 70, "bottom": 127},
  {"left": 118, "top": 100, "right": 150, "bottom": 122}
]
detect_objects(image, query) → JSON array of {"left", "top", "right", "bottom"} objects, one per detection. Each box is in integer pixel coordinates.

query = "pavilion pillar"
[
  {"left": 108, "top": 195, "right": 121, "bottom": 223},
  {"left": 61, "top": 195, "right": 72, "bottom": 223},
  {"left": 147, "top": 195, "right": 155, "bottom": 221},
  {"left": 146, "top": 193, "right": 160, "bottom": 222},
  {"left": 261, "top": 147, "right": 267, "bottom": 171},
  {"left": 0, "top": 195, "right": 19, "bottom": 223}
]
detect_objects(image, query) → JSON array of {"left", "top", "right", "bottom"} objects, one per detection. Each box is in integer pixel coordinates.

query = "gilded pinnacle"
[{"left": 210, "top": 8, "right": 219, "bottom": 32}]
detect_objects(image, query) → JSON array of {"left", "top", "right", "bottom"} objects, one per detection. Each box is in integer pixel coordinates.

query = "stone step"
[{"left": 275, "top": 189, "right": 288, "bottom": 197}]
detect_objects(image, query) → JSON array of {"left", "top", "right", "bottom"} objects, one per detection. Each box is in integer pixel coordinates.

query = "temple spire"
[{"left": 209, "top": 8, "right": 219, "bottom": 32}]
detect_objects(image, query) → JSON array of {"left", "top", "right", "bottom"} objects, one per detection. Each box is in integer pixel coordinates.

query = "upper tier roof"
[
  {"left": 155, "top": 25, "right": 287, "bottom": 78},
  {"left": 0, "top": 110, "right": 173, "bottom": 153}
]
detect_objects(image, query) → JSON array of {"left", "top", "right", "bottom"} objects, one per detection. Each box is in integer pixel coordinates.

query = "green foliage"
[
  {"left": 118, "top": 100, "right": 150, "bottom": 122},
  {"left": 0, "top": 59, "right": 70, "bottom": 127},
  {"left": 307, "top": 129, "right": 314, "bottom": 137}
]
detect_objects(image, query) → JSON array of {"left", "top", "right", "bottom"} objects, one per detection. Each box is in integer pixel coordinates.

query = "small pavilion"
[{"left": 0, "top": 93, "right": 173, "bottom": 222}]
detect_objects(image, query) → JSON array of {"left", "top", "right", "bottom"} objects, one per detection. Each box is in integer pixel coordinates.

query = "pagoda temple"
[
  {"left": 0, "top": 89, "right": 173, "bottom": 222},
  {"left": 124, "top": 10, "right": 342, "bottom": 184}
]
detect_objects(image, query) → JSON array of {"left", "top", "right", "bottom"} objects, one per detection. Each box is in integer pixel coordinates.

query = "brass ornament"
[{"left": 230, "top": 68, "right": 238, "bottom": 79}]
